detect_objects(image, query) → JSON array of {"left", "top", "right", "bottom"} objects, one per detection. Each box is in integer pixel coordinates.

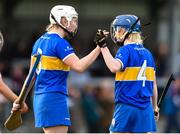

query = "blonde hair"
[
  {"left": 46, "top": 24, "right": 59, "bottom": 31},
  {"left": 128, "top": 32, "right": 143, "bottom": 44}
]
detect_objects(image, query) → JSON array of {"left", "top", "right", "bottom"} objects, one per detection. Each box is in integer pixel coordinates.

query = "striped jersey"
[
  {"left": 31, "top": 32, "right": 74, "bottom": 95},
  {"left": 115, "top": 43, "right": 156, "bottom": 108}
]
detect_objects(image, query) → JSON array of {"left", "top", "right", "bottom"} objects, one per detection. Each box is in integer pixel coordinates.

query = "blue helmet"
[{"left": 110, "top": 15, "right": 141, "bottom": 44}]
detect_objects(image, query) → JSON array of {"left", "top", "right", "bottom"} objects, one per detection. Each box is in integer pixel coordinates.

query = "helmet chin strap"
[
  {"left": 116, "top": 17, "right": 140, "bottom": 46},
  {"left": 50, "top": 13, "right": 73, "bottom": 38}
]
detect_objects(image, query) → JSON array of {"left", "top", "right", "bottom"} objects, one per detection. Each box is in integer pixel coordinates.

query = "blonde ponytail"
[
  {"left": 46, "top": 24, "right": 59, "bottom": 32},
  {"left": 128, "top": 33, "right": 143, "bottom": 44}
]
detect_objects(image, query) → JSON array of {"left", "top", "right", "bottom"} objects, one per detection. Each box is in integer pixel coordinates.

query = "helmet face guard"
[
  {"left": 110, "top": 15, "right": 141, "bottom": 46},
  {"left": 50, "top": 5, "right": 78, "bottom": 38},
  {"left": 50, "top": 13, "right": 78, "bottom": 38},
  {"left": 67, "top": 17, "right": 78, "bottom": 37},
  {"left": 110, "top": 23, "right": 125, "bottom": 44}
]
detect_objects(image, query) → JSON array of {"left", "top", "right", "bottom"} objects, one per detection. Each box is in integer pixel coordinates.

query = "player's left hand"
[
  {"left": 154, "top": 106, "right": 159, "bottom": 122},
  {"left": 94, "top": 29, "right": 109, "bottom": 48},
  {"left": 11, "top": 98, "right": 28, "bottom": 114}
]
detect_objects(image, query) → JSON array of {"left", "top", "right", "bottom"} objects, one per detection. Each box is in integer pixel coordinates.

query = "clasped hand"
[{"left": 94, "top": 29, "right": 109, "bottom": 48}]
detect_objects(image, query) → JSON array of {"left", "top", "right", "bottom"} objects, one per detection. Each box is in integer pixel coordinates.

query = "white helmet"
[{"left": 49, "top": 5, "right": 78, "bottom": 37}]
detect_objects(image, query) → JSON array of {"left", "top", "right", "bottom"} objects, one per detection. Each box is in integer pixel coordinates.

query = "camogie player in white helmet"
[
  {"left": 95, "top": 15, "right": 159, "bottom": 133},
  {"left": 12, "top": 5, "right": 101, "bottom": 133}
]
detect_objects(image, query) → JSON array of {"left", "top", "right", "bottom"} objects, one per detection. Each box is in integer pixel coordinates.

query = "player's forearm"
[
  {"left": 152, "top": 80, "right": 158, "bottom": 109},
  {"left": 0, "top": 80, "right": 18, "bottom": 102},
  {"left": 75, "top": 46, "right": 100, "bottom": 72},
  {"left": 101, "top": 47, "right": 121, "bottom": 73}
]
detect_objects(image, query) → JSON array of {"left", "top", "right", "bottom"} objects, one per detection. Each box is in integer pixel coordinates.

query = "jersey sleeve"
[
  {"left": 31, "top": 40, "right": 39, "bottom": 56},
  {"left": 31, "top": 45, "right": 36, "bottom": 56},
  {"left": 55, "top": 39, "right": 75, "bottom": 61},
  {"left": 115, "top": 46, "right": 129, "bottom": 70},
  {"left": 151, "top": 55, "right": 156, "bottom": 72},
  {"left": 148, "top": 50, "right": 156, "bottom": 71}
]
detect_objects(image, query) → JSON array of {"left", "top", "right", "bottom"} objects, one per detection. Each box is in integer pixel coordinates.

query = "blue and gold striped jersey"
[
  {"left": 115, "top": 43, "right": 156, "bottom": 108},
  {"left": 32, "top": 32, "right": 74, "bottom": 95}
]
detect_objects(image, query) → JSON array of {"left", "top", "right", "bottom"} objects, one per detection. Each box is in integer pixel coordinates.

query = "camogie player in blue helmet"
[
  {"left": 12, "top": 5, "right": 101, "bottom": 133},
  {"left": 95, "top": 15, "right": 159, "bottom": 133}
]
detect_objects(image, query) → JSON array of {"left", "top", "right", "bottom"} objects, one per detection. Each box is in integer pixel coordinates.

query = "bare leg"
[{"left": 43, "top": 126, "right": 68, "bottom": 133}]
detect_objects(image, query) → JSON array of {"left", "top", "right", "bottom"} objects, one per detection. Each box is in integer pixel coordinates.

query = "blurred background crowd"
[{"left": 0, "top": 0, "right": 180, "bottom": 133}]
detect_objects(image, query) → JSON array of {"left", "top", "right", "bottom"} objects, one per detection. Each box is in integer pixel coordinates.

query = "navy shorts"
[
  {"left": 33, "top": 92, "right": 71, "bottom": 128},
  {"left": 109, "top": 103, "right": 156, "bottom": 133}
]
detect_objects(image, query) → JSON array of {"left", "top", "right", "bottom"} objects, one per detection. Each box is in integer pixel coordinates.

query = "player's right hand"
[
  {"left": 11, "top": 99, "right": 28, "bottom": 114},
  {"left": 94, "top": 29, "right": 109, "bottom": 48},
  {"left": 154, "top": 106, "right": 159, "bottom": 122}
]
